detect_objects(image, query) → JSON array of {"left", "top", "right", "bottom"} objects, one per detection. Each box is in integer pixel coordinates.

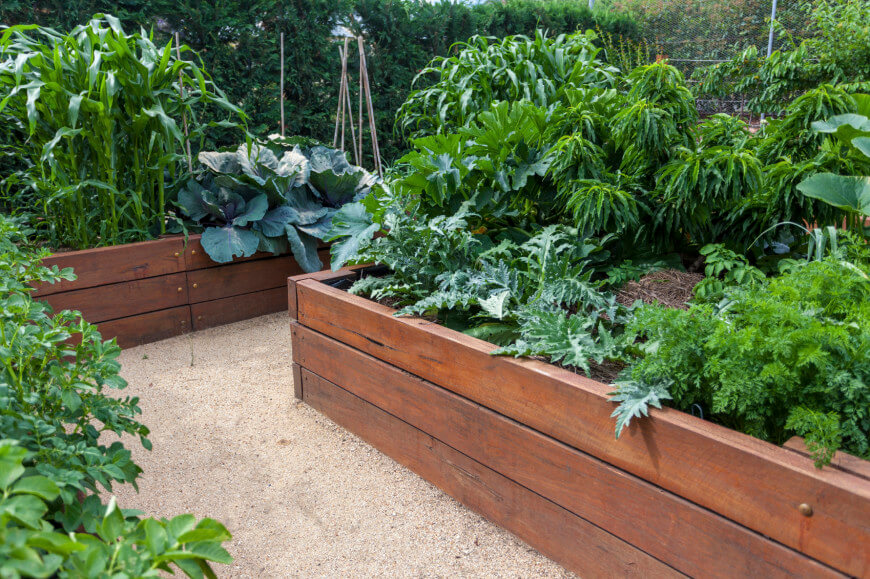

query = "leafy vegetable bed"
[
  {"left": 33, "top": 234, "right": 329, "bottom": 347},
  {"left": 289, "top": 268, "right": 869, "bottom": 578}
]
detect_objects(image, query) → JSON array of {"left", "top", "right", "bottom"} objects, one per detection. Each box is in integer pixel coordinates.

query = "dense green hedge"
[{"left": 0, "top": 0, "right": 639, "bottom": 162}]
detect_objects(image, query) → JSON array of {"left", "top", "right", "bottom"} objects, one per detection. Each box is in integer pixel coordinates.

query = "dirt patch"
[
  {"left": 109, "top": 313, "right": 574, "bottom": 578},
  {"left": 617, "top": 269, "right": 705, "bottom": 310}
]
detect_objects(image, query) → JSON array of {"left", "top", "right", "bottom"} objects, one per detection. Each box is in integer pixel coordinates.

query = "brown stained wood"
[
  {"left": 188, "top": 250, "right": 330, "bottom": 304},
  {"left": 301, "top": 368, "right": 683, "bottom": 579},
  {"left": 287, "top": 264, "right": 369, "bottom": 321},
  {"left": 190, "top": 287, "right": 286, "bottom": 331},
  {"left": 34, "top": 237, "right": 185, "bottom": 297},
  {"left": 784, "top": 437, "right": 870, "bottom": 482},
  {"left": 292, "top": 324, "right": 844, "bottom": 579},
  {"left": 293, "top": 278, "right": 870, "bottom": 577},
  {"left": 291, "top": 363, "right": 303, "bottom": 400},
  {"left": 97, "top": 306, "right": 192, "bottom": 349},
  {"left": 184, "top": 233, "right": 330, "bottom": 271},
  {"left": 41, "top": 273, "right": 189, "bottom": 324}
]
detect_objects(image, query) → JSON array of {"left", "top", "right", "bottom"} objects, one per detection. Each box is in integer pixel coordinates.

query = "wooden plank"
[
  {"left": 294, "top": 279, "right": 870, "bottom": 577},
  {"left": 188, "top": 250, "right": 330, "bottom": 304},
  {"left": 184, "top": 234, "right": 330, "bottom": 271},
  {"left": 41, "top": 273, "right": 189, "bottom": 324},
  {"left": 190, "top": 287, "right": 286, "bottom": 331},
  {"left": 34, "top": 237, "right": 185, "bottom": 297},
  {"left": 301, "top": 368, "right": 683, "bottom": 579},
  {"left": 293, "top": 324, "right": 844, "bottom": 579},
  {"left": 784, "top": 437, "right": 870, "bottom": 482},
  {"left": 291, "top": 363, "right": 303, "bottom": 400},
  {"left": 96, "top": 306, "right": 192, "bottom": 349},
  {"left": 287, "top": 265, "right": 369, "bottom": 321}
]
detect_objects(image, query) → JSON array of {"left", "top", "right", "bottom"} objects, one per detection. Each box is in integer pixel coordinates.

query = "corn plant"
[
  {"left": 0, "top": 15, "right": 244, "bottom": 249},
  {"left": 396, "top": 29, "right": 617, "bottom": 140}
]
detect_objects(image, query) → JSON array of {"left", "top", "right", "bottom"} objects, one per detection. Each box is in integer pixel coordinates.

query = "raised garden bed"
[
  {"left": 288, "top": 268, "right": 870, "bottom": 578},
  {"left": 33, "top": 235, "right": 329, "bottom": 348}
]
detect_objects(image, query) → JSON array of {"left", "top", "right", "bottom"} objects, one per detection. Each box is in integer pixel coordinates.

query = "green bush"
[
  {"left": 0, "top": 16, "right": 243, "bottom": 249},
  {"left": 0, "top": 215, "right": 233, "bottom": 576},
  {"left": 0, "top": 1, "right": 641, "bottom": 163},
  {"left": 617, "top": 259, "right": 870, "bottom": 465}
]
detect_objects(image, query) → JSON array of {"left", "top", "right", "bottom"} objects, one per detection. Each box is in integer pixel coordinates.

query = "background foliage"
[{"left": 0, "top": 0, "right": 640, "bottom": 164}]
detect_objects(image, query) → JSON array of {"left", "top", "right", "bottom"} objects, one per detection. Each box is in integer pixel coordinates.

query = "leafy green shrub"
[
  {"left": 0, "top": 215, "right": 233, "bottom": 575},
  {"left": 613, "top": 259, "right": 870, "bottom": 465},
  {"left": 397, "top": 30, "right": 616, "bottom": 140},
  {"left": 0, "top": 16, "right": 243, "bottom": 250},
  {"left": 178, "top": 139, "right": 375, "bottom": 268},
  {"left": 693, "top": 0, "right": 870, "bottom": 115}
]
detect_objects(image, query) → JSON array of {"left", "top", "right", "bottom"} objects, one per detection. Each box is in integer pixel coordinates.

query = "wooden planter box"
[
  {"left": 34, "top": 235, "right": 329, "bottom": 348},
  {"left": 288, "top": 268, "right": 870, "bottom": 578}
]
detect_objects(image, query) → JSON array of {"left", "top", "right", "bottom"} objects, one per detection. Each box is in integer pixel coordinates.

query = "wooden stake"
[
  {"left": 358, "top": 39, "right": 382, "bottom": 176},
  {"left": 358, "top": 37, "right": 363, "bottom": 167},
  {"left": 344, "top": 65, "right": 360, "bottom": 165},
  {"left": 339, "top": 39, "right": 350, "bottom": 152},
  {"left": 280, "top": 32, "right": 285, "bottom": 137},
  {"left": 333, "top": 48, "right": 345, "bottom": 148},
  {"left": 175, "top": 32, "right": 192, "bottom": 172}
]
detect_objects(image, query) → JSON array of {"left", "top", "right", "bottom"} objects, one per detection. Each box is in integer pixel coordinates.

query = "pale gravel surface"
[{"left": 109, "top": 312, "right": 574, "bottom": 578}]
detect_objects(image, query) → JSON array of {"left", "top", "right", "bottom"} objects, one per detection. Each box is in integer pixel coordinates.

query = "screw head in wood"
[
  {"left": 798, "top": 503, "right": 813, "bottom": 517},
  {"left": 197, "top": 315, "right": 202, "bottom": 321},
  {"left": 174, "top": 252, "right": 180, "bottom": 257},
  {"left": 177, "top": 287, "right": 182, "bottom": 292},
  {"left": 192, "top": 283, "right": 198, "bottom": 289},
  {"left": 191, "top": 249, "right": 196, "bottom": 255}
]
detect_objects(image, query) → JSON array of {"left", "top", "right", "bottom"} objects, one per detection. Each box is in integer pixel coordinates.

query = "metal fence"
[{"left": 601, "top": 0, "right": 811, "bottom": 121}]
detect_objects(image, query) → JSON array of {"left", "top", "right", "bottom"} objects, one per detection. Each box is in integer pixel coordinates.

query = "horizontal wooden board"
[
  {"left": 784, "top": 437, "right": 870, "bottom": 482},
  {"left": 191, "top": 287, "right": 286, "bottom": 331},
  {"left": 301, "top": 368, "right": 683, "bottom": 578},
  {"left": 34, "top": 237, "right": 185, "bottom": 297},
  {"left": 293, "top": 323, "right": 842, "bottom": 578},
  {"left": 41, "top": 273, "right": 189, "bottom": 324},
  {"left": 184, "top": 234, "right": 330, "bottom": 271},
  {"left": 188, "top": 249, "right": 330, "bottom": 304},
  {"left": 287, "top": 263, "right": 373, "bottom": 321},
  {"left": 97, "top": 306, "right": 192, "bottom": 349},
  {"left": 293, "top": 276, "right": 870, "bottom": 577}
]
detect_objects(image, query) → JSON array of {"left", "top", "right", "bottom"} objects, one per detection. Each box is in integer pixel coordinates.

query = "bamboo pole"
[
  {"left": 339, "top": 39, "right": 350, "bottom": 152},
  {"left": 358, "top": 37, "right": 363, "bottom": 167},
  {"left": 280, "top": 32, "right": 285, "bottom": 137},
  {"left": 344, "top": 64, "right": 360, "bottom": 165},
  {"left": 358, "top": 38, "right": 382, "bottom": 176},
  {"left": 175, "top": 32, "right": 192, "bottom": 172},
  {"left": 333, "top": 47, "right": 345, "bottom": 147}
]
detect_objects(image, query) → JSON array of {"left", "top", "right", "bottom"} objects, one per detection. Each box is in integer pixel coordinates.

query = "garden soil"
[{"left": 109, "top": 313, "right": 574, "bottom": 578}]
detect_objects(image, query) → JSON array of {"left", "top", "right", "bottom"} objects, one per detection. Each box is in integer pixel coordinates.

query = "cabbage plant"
[{"left": 177, "top": 141, "right": 375, "bottom": 269}]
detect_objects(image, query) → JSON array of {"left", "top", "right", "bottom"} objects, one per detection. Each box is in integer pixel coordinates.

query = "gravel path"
[{"left": 110, "top": 313, "right": 573, "bottom": 578}]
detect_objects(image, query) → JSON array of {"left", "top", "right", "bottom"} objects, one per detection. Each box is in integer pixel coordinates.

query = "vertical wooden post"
[
  {"left": 339, "top": 39, "right": 350, "bottom": 152},
  {"left": 358, "top": 37, "right": 363, "bottom": 167},
  {"left": 358, "top": 37, "right": 382, "bottom": 177},
  {"left": 344, "top": 65, "right": 360, "bottom": 166},
  {"left": 175, "top": 32, "right": 192, "bottom": 172},
  {"left": 280, "top": 32, "right": 285, "bottom": 137}
]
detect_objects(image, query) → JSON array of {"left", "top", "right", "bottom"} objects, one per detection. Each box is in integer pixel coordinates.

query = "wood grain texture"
[
  {"left": 301, "top": 368, "right": 683, "bottom": 579},
  {"left": 188, "top": 250, "right": 330, "bottom": 304},
  {"left": 41, "top": 273, "right": 189, "bottom": 323},
  {"left": 191, "top": 287, "right": 286, "bottom": 331},
  {"left": 291, "top": 363, "right": 303, "bottom": 400},
  {"left": 34, "top": 237, "right": 185, "bottom": 296},
  {"left": 293, "top": 323, "right": 844, "bottom": 579},
  {"left": 784, "top": 437, "right": 870, "bottom": 481},
  {"left": 294, "top": 278, "right": 870, "bottom": 578},
  {"left": 97, "top": 306, "right": 192, "bottom": 348},
  {"left": 287, "top": 265, "right": 370, "bottom": 321}
]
